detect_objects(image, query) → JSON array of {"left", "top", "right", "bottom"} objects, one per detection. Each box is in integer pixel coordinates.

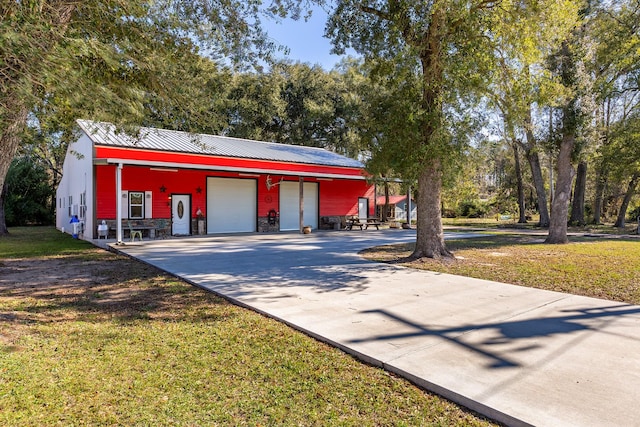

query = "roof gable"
[{"left": 78, "top": 120, "right": 363, "bottom": 169}]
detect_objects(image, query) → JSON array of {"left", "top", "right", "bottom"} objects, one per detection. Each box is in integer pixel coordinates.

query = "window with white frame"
[
  {"left": 129, "top": 191, "right": 144, "bottom": 219},
  {"left": 68, "top": 196, "right": 73, "bottom": 217}
]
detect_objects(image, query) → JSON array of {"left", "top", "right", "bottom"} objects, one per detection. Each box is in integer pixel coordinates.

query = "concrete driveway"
[{"left": 115, "top": 230, "right": 640, "bottom": 427}]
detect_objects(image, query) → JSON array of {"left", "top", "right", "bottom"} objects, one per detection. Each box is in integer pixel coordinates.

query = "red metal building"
[{"left": 56, "top": 120, "right": 375, "bottom": 241}]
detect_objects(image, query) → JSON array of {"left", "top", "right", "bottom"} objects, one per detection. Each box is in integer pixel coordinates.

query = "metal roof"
[
  {"left": 376, "top": 195, "right": 410, "bottom": 205},
  {"left": 78, "top": 120, "right": 363, "bottom": 169}
]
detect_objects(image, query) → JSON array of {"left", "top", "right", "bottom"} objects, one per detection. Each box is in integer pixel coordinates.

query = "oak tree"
[
  {"left": 0, "top": 0, "right": 303, "bottom": 234},
  {"left": 326, "top": 0, "right": 498, "bottom": 258}
]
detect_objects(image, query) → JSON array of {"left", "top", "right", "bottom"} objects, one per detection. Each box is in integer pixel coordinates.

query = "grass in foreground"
[
  {"left": 0, "top": 227, "right": 495, "bottom": 426},
  {"left": 0, "top": 226, "right": 96, "bottom": 258},
  {"left": 362, "top": 234, "right": 640, "bottom": 304}
]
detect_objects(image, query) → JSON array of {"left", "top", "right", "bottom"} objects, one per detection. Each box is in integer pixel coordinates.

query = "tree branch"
[
  {"left": 448, "top": 0, "right": 498, "bottom": 31},
  {"left": 360, "top": 4, "right": 390, "bottom": 21},
  {"left": 360, "top": 1, "right": 420, "bottom": 47}
]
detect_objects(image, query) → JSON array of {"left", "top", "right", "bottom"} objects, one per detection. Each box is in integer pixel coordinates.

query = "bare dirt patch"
[{"left": 0, "top": 249, "right": 226, "bottom": 341}]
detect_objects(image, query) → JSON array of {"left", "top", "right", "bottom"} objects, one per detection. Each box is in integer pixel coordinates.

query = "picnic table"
[
  {"left": 345, "top": 216, "right": 382, "bottom": 230},
  {"left": 364, "top": 217, "right": 382, "bottom": 230},
  {"left": 345, "top": 216, "right": 363, "bottom": 230}
]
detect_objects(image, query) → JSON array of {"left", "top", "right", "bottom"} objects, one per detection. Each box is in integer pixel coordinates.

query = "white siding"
[{"left": 55, "top": 132, "right": 95, "bottom": 238}]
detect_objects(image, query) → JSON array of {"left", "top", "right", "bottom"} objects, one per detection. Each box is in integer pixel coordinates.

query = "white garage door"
[
  {"left": 279, "top": 181, "right": 318, "bottom": 231},
  {"left": 207, "top": 177, "right": 257, "bottom": 233}
]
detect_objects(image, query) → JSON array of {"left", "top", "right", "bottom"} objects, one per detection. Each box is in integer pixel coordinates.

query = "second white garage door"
[
  {"left": 279, "top": 181, "right": 318, "bottom": 231},
  {"left": 207, "top": 177, "right": 257, "bottom": 233}
]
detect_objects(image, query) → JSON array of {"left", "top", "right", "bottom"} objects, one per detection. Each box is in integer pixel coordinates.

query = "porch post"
[
  {"left": 116, "top": 163, "right": 123, "bottom": 244},
  {"left": 374, "top": 182, "right": 378, "bottom": 219},
  {"left": 299, "top": 176, "right": 304, "bottom": 233}
]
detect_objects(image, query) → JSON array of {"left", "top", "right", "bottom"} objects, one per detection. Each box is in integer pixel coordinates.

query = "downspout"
[{"left": 116, "top": 163, "right": 123, "bottom": 244}]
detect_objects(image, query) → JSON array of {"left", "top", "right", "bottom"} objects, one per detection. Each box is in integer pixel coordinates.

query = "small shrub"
[
  {"left": 5, "top": 156, "right": 54, "bottom": 226},
  {"left": 457, "top": 200, "right": 489, "bottom": 218},
  {"left": 442, "top": 208, "right": 457, "bottom": 218},
  {"left": 628, "top": 205, "right": 640, "bottom": 222}
]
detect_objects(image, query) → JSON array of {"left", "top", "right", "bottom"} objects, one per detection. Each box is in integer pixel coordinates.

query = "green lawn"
[
  {"left": 362, "top": 234, "right": 640, "bottom": 304},
  {"left": 0, "top": 227, "right": 495, "bottom": 426},
  {"left": 442, "top": 216, "right": 640, "bottom": 235},
  {"left": 0, "top": 226, "right": 96, "bottom": 258}
]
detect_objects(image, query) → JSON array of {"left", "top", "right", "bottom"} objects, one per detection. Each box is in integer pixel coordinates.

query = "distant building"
[{"left": 376, "top": 195, "right": 416, "bottom": 221}]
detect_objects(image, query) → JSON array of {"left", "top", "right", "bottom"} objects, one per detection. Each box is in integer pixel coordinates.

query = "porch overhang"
[{"left": 94, "top": 158, "right": 369, "bottom": 181}]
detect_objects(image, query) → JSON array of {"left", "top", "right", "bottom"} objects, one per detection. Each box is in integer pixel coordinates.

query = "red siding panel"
[
  {"left": 319, "top": 179, "right": 375, "bottom": 216},
  {"left": 97, "top": 165, "right": 210, "bottom": 219},
  {"left": 95, "top": 146, "right": 365, "bottom": 178},
  {"left": 95, "top": 165, "right": 375, "bottom": 220},
  {"left": 96, "top": 165, "right": 117, "bottom": 219},
  {"left": 259, "top": 175, "right": 280, "bottom": 216}
]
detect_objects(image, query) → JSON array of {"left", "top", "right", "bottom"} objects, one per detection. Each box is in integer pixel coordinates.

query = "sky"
[{"left": 261, "top": 6, "right": 350, "bottom": 70}]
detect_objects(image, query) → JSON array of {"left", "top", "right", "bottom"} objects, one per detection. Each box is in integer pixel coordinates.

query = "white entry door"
[
  {"left": 172, "top": 194, "right": 191, "bottom": 235},
  {"left": 358, "top": 197, "right": 369, "bottom": 220},
  {"left": 279, "top": 181, "right": 318, "bottom": 231}
]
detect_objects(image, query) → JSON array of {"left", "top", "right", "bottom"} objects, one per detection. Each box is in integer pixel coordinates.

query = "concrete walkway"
[{"left": 113, "top": 230, "right": 640, "bottom": 427}]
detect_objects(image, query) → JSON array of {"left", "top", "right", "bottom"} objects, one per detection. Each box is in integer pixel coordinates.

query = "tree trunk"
[
  {"left": 592, "top": 168, "right": 606, "bottom": 225},
  {"left": 525, "top": 149, "right": 550, "bottom": 227},
  {"left": 569, "top": 160, "right": 587, "bottom": 226},
  {"left": 0, "top": 182, "right": 8, "bottom": 234},
  {"left": 0, "top": 103, "right": 29, "bottom": 235},
  {"left": 512, "top": 142, "right": 527, "bottom": 223},
  {"left": 412, "top": 158, "right": 451, "bottom": 259},
  {"left": 410, "top": 6, "right": 451, "bottom": 259},
  {"left": 503, "top": 115, "right": 527, "bottom": 224},
  {"left": 523, "top": 107, "right": 550, "bottom": 227},
  {"left": 0, "top": 2, "right": 76, "bottom": 234},
  {"left": 546, "top": 114, "right": 576, "bottom": 244},
  {"left": 614, "top": 172, "right": 640, "bottom": 228}
]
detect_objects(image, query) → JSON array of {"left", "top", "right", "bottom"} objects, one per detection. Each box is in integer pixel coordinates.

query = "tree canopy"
[
  {"left": 326, "top": 0, "right": 539, "bottom": 258},
  {"left": 0, "top": 0, "right": 308, "bottom": 234},
  {"left": 4, "top": 0, "right": 640, "bottom": 243}
]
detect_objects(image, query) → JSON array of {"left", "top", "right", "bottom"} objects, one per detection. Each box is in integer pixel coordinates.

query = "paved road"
[{"left": 115, "top": 230, "right": 640, "bottom": 427}]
